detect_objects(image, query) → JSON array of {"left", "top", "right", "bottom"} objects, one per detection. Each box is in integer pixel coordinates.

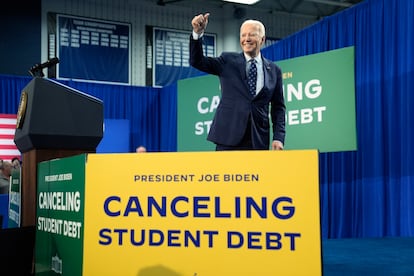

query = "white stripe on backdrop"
[{"left": 0, "top": 114, "right": 21, "bottom": 162}]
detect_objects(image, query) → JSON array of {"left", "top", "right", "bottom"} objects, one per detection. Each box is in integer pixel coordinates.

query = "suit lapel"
[
  {"left": 237, "top": 53, "right": 247, "bottom": 79},
  {"left": 262, "top": 57, "right": 272, "bottom": 90},
  {"left": 236, "top": 53, "right": 251, "bottom": 95}
]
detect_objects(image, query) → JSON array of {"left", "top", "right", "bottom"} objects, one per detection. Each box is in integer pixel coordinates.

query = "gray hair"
[
  {"left": 241, "top": 19, "right": 266, "bottom": 38},
  {"left": 0, "top": 161, "right": 11, "bottom": 170}
]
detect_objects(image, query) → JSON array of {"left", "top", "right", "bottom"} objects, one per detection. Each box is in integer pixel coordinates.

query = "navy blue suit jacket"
[{"left": 190, "top": 36, "right": 286, "bottom": 150}]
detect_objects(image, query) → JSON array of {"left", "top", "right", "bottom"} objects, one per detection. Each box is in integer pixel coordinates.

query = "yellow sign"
[{"left": 83, "top": 150, "right": 321, "bottom": 275}]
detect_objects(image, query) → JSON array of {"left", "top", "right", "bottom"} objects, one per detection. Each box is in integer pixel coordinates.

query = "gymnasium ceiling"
[{"left": 153, "top": 0, "right": 364, "bottom": 19}]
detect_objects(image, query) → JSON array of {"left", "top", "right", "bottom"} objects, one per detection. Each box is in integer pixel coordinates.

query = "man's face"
[{"left": 240, "top": 23, "right": 264, "bottom": 58}]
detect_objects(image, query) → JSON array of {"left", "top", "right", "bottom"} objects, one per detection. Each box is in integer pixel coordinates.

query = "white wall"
[{"left": 41, "top": 0, "right": 315, "bottom": 86}]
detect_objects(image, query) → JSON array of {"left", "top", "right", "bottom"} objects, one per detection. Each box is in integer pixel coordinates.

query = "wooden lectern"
[{"left": 14, "top": 77, "right": 103, "bottom": 226}]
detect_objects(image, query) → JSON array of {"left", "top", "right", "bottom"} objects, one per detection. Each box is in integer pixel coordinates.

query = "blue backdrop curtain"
[
  {"left": 1, "top": 0, "right": 413, "bottom": 239},
  {"left": 0, "top": 75, "right": 177, "bottom": 153},
  {"left": 262, "top": 0, "right": 414, "bottom": 238}
]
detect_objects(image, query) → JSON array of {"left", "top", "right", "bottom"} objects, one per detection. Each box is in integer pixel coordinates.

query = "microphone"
[
  {"left": 39, "top": 57, "right": 59, "bottom": 69},
  {"left": 29, "top": 57, "right": 59, "bottom": 77}
]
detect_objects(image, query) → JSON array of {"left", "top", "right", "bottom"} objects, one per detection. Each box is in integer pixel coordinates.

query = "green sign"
[
  {"left": 279, "top": 46, "right": 357, "bottom": 152},
  {"left": 177, "top": 74, "right": 219, "bottom": 151},
  {"left": 8, "top": 169, "right": 21, "bottom": 228},
  {"left": 36, "top": 154, "right": 86, "bottom": 275},
  {"left": 177, "top": 46, "right": 357, "bottom": 152}
]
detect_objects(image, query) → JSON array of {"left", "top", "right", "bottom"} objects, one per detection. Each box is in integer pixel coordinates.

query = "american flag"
[{"left": 0, "top": 114, "right": 21, "bottom": 162}]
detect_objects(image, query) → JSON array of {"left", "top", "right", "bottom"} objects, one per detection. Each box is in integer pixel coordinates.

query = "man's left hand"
[{"left": 272, "top": 140, "right": 284, "bottom": 150}]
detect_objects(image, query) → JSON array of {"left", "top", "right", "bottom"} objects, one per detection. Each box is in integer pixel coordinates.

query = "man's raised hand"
[{"left": 192, "top": 13, "right": 210, "bottom": 34}]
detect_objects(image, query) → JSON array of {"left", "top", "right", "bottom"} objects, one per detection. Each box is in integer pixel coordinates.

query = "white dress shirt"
[{"left": 244, "top": 53, "right": 264, "bottom": 96}]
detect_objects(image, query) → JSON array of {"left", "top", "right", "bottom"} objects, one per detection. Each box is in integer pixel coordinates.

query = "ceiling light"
[
  {"left": 304, "top": 0, "right": 352, "bottom": 7},
  {"left": 223, "top": 0, "right": 261, "bottom": 5}
]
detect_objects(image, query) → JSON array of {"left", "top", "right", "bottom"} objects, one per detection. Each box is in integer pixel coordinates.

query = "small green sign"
[
  {"left": 35, "top": 154, "right": 86, "bottom": 276},
  {"left": 8, "top": 169, "right": 21, "bottom": 228}
]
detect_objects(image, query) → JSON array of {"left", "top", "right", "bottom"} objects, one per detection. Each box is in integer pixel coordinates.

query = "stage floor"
[{"left": 322, "top": 237, "right": 414, "bottom": 275}]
